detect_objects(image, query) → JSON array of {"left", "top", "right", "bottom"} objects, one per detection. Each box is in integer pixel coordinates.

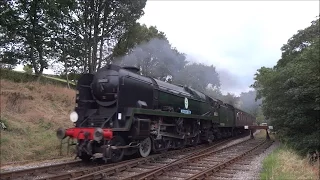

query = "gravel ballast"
[{"left": 231, "top": 139, "right": 280, "bottom": 180}]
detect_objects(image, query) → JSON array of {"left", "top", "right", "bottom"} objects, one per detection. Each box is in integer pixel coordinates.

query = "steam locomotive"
[{"left": 56, "top": 64, "right": 256, "bottom": 163}]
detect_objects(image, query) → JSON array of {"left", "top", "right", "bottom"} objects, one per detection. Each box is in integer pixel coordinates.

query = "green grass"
[
  {"left": 0, "top": 79, "right": 77, "bottom": 164},
  {"left": 260, "top": 145, "right": 319, "bottom": 180},
  {"left": 260, "top": 147, "right": 291, "bottom": 180},
  {"left": 1, "top": 115, "right": 75, "bottom": 163}
]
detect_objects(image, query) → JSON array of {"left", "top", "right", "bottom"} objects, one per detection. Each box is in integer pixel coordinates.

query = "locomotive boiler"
[{"left": 56, "top": 64, "right": 256, "bottom": 163}]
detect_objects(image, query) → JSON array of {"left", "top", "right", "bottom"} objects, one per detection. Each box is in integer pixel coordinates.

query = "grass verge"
[
  {"left": 260, "top": 144, "right": 319, "bottom": 180},
  {"left": 0, "top": 79, "right": 77, "bottom": 164}
]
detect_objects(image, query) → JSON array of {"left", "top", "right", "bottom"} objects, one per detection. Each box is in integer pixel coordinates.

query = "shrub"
[
  {"left": 0, "top": 68, "right": 76, "bottom": 89},
  {"left": 23, "top": 65, "right": 33, "bottom": 74}
]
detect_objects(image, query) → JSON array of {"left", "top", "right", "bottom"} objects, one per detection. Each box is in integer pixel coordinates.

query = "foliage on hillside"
[
  {"left": 251, "top": 17, "right": 320, "bottom": 155},
  {"left": 0, "top": 79, "right": 76, "bottom": 163}
]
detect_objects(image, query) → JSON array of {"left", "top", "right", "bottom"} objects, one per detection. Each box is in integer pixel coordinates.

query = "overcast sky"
[{"left": 137, "top": 0, "right": 319, "bottom": 95}]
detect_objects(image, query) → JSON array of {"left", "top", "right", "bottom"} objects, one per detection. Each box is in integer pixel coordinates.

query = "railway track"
[
  {"left": 0, "top": 155, "right": 143, "bottom": 180},
  {"left": 0, "top": 142, "right": 209, "bottom": 180},
  {"left": 0, "top": 134, "right": 253, "bottom": 180},
  {"left": 0, "top": 160, "right": 84, "bottom": 180},
  {"left": 51, "top": 134, "right": 251, "bottom": 180},
  {"left": 125, "top": 138, "right": 273, "bottom": 180},
  {"left": 199, "top": 140, "right": 273, "bottom": 180},
  {"left": 68, "top": 139, "right": 233, "bottom": 180},
  {"left": 39, "top": 138, "right": 235, "bottom": 180}
]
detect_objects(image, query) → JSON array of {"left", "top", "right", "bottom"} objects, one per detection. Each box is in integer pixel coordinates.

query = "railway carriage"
[{"left": 56, "top": 64, "right": 256, "bottom": 163}]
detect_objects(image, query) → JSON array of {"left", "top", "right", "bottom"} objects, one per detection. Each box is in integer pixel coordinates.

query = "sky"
[{"left": 137, "top": 0, "right": 319, "bottom": 95}]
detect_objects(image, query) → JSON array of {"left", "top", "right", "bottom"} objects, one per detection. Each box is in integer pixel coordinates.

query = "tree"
[
  {"left": 111, "top": 23, "right": 167, "bottom": 59},
  {"left": 276, "top": 17, "right": 319, "bottom": 68},
  {"left": 1, "top": 0, "right": 76, "bottom": 76},
  {"left": 251, "top": 17, "right": 320, "bottom": 155},
  {"left": 1, "top": 0, "right": 148, "bottom": 75},
  {"left": 1, "top": 0, "right": 56, "bottom": 75},
  {"left": 0, "top": 1, "right": 22, "bottom": 67},
  {"left": 73, "top": 0, "right": 147, "bottom": 73},
  {"left": 238, "top": 90, "right": 262, "bottom": 116},
  {"left": 174, "top": 63, "right": 220, "bottom": 93},
  {"left": 45, "top": 0, "right": 78, "bottom": 88},
  {"left": 253, "top": 106, "right": 265, "bottom": 125}
]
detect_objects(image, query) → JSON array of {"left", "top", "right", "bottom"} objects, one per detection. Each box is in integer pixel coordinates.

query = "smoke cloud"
[
  {"left": 112, "top": 37, "right": 253, "bottom": 97},
  {"left": 112, "top": 38, "right": 187, "bottom": 80}
]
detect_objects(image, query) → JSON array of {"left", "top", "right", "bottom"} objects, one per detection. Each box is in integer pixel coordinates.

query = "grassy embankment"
[
  {"left": 0, "top": 69, "right": 77, "bottom": 164},
  {"left": 260, "top": 140, "right": 319, "bottom": 179}
]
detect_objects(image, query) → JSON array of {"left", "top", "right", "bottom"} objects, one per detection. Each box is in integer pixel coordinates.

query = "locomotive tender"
[{"left": 56, "top": 64, "right": 256, "bottom": 163}]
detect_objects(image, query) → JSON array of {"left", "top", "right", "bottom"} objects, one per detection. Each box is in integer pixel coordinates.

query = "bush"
[
  {"left": 0, "top": 63, "right": 15, "bottom": 70},
  {"left": 0, "top": 68, "right": 76, "bottom": 89},
  {"left": 23, "top": 65, "right": 33, "bottom": 74}
]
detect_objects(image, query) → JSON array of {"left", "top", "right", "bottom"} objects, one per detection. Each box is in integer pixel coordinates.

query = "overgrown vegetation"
[
  {"left": 0, "top": 79, "right": 76, "bottom": 163},
  {"left": 23, "top": 65, "right": 33, "bottom": 74},
  {"left": 251, "top": 17, "right": 320, "bottom": 155},
  {"left": 260, "top": 145, "right": 319, "bottom": 180},
  {"left": 1, "top": 68, "right": 75, "bottom": 88}
]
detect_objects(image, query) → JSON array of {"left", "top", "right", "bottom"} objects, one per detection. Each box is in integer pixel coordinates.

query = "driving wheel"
[
  {"left": 138, "top": 137, "right": 152, "bottom": 157},
  {"left": 107, "top": 136, "right": 125, "bottom": 163}
]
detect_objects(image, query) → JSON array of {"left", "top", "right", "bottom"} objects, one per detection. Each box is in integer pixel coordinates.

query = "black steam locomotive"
[{"left": 56, "top": 64, "right": 256, "bottom": 163}]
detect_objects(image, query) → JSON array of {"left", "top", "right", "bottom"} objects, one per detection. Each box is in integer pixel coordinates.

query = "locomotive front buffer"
[{"left": 244, "top": 125, "right": 274, "bottom": 139}]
